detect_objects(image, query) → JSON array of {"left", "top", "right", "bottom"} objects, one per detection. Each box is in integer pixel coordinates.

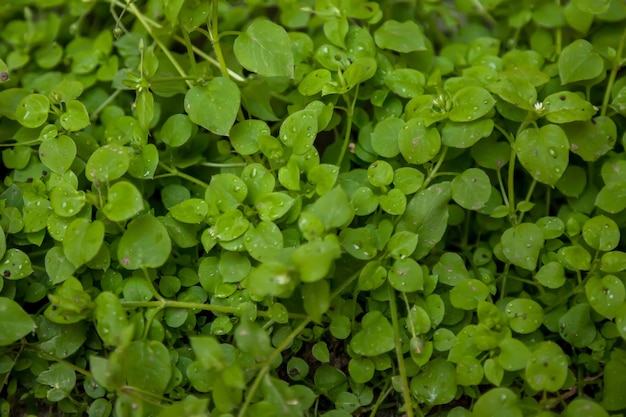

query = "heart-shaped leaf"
[
  {"left": 117, "top": 215, "right": 172, "bottom": 270},
  {"left": 350, "top": 311, "right": 394, "bottom": 356},
  {"left": 185, "top": 77, "right": 240, "bottom": 135}
]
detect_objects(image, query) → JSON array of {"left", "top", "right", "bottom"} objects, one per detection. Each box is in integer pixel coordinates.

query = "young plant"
[{"left": 0, "top": 0, "right": 626, "bottom": 416}]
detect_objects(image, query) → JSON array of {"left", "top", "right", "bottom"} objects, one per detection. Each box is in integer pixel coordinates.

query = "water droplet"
[{"left": 547, "top": 147, "right": 558, "bottom": 158}]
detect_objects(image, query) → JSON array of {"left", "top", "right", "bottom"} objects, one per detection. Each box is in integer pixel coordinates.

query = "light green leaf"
[
  {"left": 515, "top": 125, "right": 569, "bottom": 187},
  {"left": 118, "top": 215, "right": 171, "bottom": 270},
  {"left": 374, "top": 20, "right": 426, "bottom": 53},
  {"left": 559, "top": 39, "right": 604, "bottom": 84},
  {"left": 0, "top": 297, "right": 36, "bottom": 346},
  {"left": 63, "top": 219, "right": 104, "bottom": 268},
  {"left": 103, "top": 181, "right": 144, "bottom": 222},
  {"left": 185, "top": 77, "right": 240, "bottom": 135},
  {"left": 234, "top": 19, "right": 294, "bottom": 78}
]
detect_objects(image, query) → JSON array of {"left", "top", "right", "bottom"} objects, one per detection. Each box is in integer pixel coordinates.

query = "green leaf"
[
  {"left": 451, "top": 168, "right": 491, "bottom": 210},
  {"left": 94, "top": 292, "right": 131, "bottom": 347},
  {"left": 601, "top": 251, "right": 626, "bottom": 273},
  {"left": 16, "top": 93, "right": 49, "bottom": 128},
  {"left": 370, "top": 117, "right": 403, "bottom": 158},
  {"left": 501, "top": 223, "right": 544, "bottom": 271},
  {"left": 388, "top": 258, "right": 423, "bottom": 292},
  {"left": 535, "top": 262, "right": 566, "bottom": 288},
  {"left": 399, "top": 118, "right": 441, "bottom": 165},
  {"left": 433, "top": 252, "right": 470, "bottom": 286},
  {"left": 488, "top": 72, "right": 536, "bottom": 110},
  {"left": 525, "top": 342, "right": 568, "bottom": 392},
  {"left": 306, "top": 186, "right": 354, "bottom": 230},
  {"left": 123, "top": 340, "right": 172, "bottom": 395},
  {"left": 339, "top": 227, "right": 378, "bottom": 260},
  {"left": 450, "top": 279, "right": 490, "bottom": 310},
  {"left": 378, "top": 188, "right": 406, "bottom": 215},
  {"left": 565, "top": 116, "right": 617, "bottom": 162},
  {"left": 103, "top": 181, "right": 144, "bottom": 222},
  {"left": 344, "top": 57, "right": 377, "bottom": 89},
  {"left": 559, "top": 39, "right": 604, "bottom": 84},
  {"left": 85, "top": 144, "right": 130, "bottom": 183},
  {"left": 515, "top": 125, "right": 569, "bottom": 187},
  {"left": 169, "top": 198, "right": 208, "bottom": 224},
  {"left": 442, "top": 119, "right": 494, "bottom": 149},
  {"left": 497, "top": 338, "right": 531, "bottom": 371},
  {"left": 118, "top": 215, "right": 171, "bottom": 270},
  {"left": 505, "top": 298, "right": 544, "bottom": 333},
  {"left": 559, "top": 303, "right": 596, "bottom": 347},
  {"left": 0, "top": 297, "right": 36, "bottom": 346},
  {"left": 374, "top": 20, "right": 426, "bottom": 53},
  {"left": 585, "top": 275, "right": 625, "bottom": 318},
  {"left": 543, "top": 92, "right": 595, "bottom": 123},
  {"left": 603, "top": 349, "right": 626, "bottom": 411},
  {"left": 60, "top": 100, "right": 90, "bottom": 131},
  {"left": 582, "top": 215, "right": 619, "bottom": 251},
  {"left": 293, "top": 236, "right": 341, "bottom": 282},
  {"left": 350, "top": 311, "right": 394, "bottom": 356},
  {"left": 185, "top": 77, "right": 240, "bottom": 135},
  {"left": 63, "top": 219, "right": 104, "bottom": 268},
  {"left": 302, "top": 280, "right": 330, "bottom": 323},
  {"left": 298, "top": 69, "right": 332, "bottom": 96},
  {"left": 473, "top": 388, "right": 522, "bottom": 417},
  {"left": 558, "top": 244, "right": 591, "bottom": 270},
  {"left": 234, "top": 19, "right": 294, "bottom": 78},
  {"left": 397, "top": 183, "right": 450, "bottom": 259},
  {"left": 410, "top": 358, "right": 456, "bottom": 406},
  {"left": 206, "top": 173, "right": 248, "bottom": 212},
  {"left": 256, "top": 192, "right": 294, "bottom": 222},
  {"left": 230, "top": 120, "right": 269, "bottom": 155},
  {"left": 449, "top": 86, "right": 495, "bottom": 122},
  {"left": 36, "top": 362, "right": 76, "bottom": 400},
  {"left": 161, "top": 114, "right": 193, "bottom": 148},
  {"left": 39, "top": 135, "right": 76, "bottom": 174},
  {"left": 384, "top": 68, "right": 425, "bottom": 98}
]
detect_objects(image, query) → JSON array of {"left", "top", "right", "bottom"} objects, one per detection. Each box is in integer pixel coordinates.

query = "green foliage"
[{"left": 1, "top": 0, "right": 626, "bottom": 416}]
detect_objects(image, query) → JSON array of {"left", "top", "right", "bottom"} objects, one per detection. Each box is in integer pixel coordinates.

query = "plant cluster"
[{"left": 1, "top": 0, "right": 626, "bottom": 416}]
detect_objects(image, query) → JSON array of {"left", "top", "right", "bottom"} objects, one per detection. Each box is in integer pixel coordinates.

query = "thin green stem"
[
  {"left": 368, "top": 382, "right": 393, "bottom": 417},
  {"left": 125, "top": 3, "right": 192, "bottom": 88},
  {"left": 336, "top": 87, "right": 359, "bottom": 167},
  {"left": 517, "top": 178, "right": 537, "bottom": 223},
  {"left": 507, "top": 145, "right": 517, "bottom": 221},
  {"left": 388, "top": 285, "right": 416, "bottom": 417},
  {"left": 90, "top": 89, "right": 122, "bottom": 121},
  {"left": 157, "top": 162, "right": 210, "bottom": 188},
  {"left": 27, "top": 346, "right": 92, "bottom": 378},
  {"left": 208, "top": 0, "right": 231, "bottom": 80},
  {"left": 601, "top": 27, "right": 626, "bottom": 117},
  {"left": 497, "top": 168, "right": 509, "bottom": 208},
  {"left": 236, "top": 318, "right": 311, "bottom": 417},
  {"left": 0, "top": 139, "right": 42, "bottom": 148},
  {"left": 120, "top": 300, "right": 309, "bottom": 320},
  {"left": 180, "top": 28, "right": 197, "bottom": 74},
  {"left": 421, "top": 146, "right": 449, "bottom": 190},
  {"left": 200, "top": 161, "right": 247, "bottom": 168}
]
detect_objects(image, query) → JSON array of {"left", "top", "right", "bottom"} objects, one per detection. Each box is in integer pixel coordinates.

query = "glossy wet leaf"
[
  {"left": 488, "top": 73, "right": 536, "bottom": 110},
  {"left": 582, "top": 215, "right": 619, "bottom": 251},
  {"left": 293, "top": 236, "right": 341, "bottom": 282},
  {"left": 94, "top": 292, "right": 131, "bottom": 347},
  {"left": 410, "top": 358, "right": 456, "bottom": 406},
  {"left": 559, "top": 303, "right": 596, "bottom": 347},
  {"left": 344, "top": 57, "right": 377, "bottom": 89},
  {"left": 206, "top": 173, "right": 248, "bottom": 212},
  {"left": 161, "top": 114, "right": 193, "bottom": 147},
  {"left": 118, "top": 215, "right": 171, "bottom": 270},
  {"left": 234, "top": 19, "right": 294, "bottom": 78},
  {"left": 39, "top": 135, "right": 76, "bottom": 174},
  {"left": 169, "top": 198, "right": 208, "bottom": 224},
  {"left": 63, "top": 219, "right": 104, "bottom": 268},
  {"left": 505, "top": 298, "right": 544, "bottom": 333},
  {"left": 525, "top": 341, "right": 568, "bottom": 392},
  {"left": 559, "top": 39, "right": 604, "bottom": 84},
  {"left": 534, "top": 261, "right": 566, "bottom": 288},
  {"left": 558, "top": 244, "right": 591, "bottom": 270},
  {"left": 384, "top": 68, "right": 425, "bottom": 98},
  {"left": 103, "top": 181, "right": 143, "bottom": 222},
  {"left": 449, "top": 86, "right": 495, "bottom": 122},
  {"left": 451, "top": 168, "right": 491, "bottom": 210},
  {"left": 339, "top": 227, "right": 377, "bottom": 260},
  {"left": 378, "top": 188, "right": 406, "bottom": 215},
  {"left": 60, "top": 100, "right": 90, "bottom": 131},
  {"left": 501, "top": 223, "right": 544, "bottom": 271},
  {"left": 585, "top": 275, "right": 625, "bottom": 318},
  {"left": 123, "top": 340, "right": 171, "bottom": 395},
  {"left": 49, "top": 184, "right": 85, "bottom": 218},
  {"left": 397, "top": 183, "right": 450, "bottom": 259},
  {"left": 450, "top": 279, "right": 490, "bottom": 310},
  {"left": 543, "top": 91, "right": 595, "bottom": 123},
  {"left": 388, "top": 258, "right": 423, "bottom": 292},
  {"left": 433, "top": 252, "right": 470, "bottom": 286},
  {"left": 399, "top": 118, "right": 441, "bottom": 165},
  {"left": 370, "top": 117, "right": 403, "bottom": 158},
  {"left": 563, "top": 116, "right": 616, "bottom": 162},
  {"left": 515, "top": 125, "right": 568, "bottom": 187},
  {"left": 16, "top": 93, "right": 49, "bottom": 128},
  {"left": 374, "top": 20, "right": 426, "bottom": 53},
  {"left": 601, "top": 251, "right": 626, "bottom": 273},
  {"left": 472, "top": 388, "right": 522, "bottom": 417},
  {"left": 185, "top": 77, "right": 240, "bottom": 136},
  {"left": 350, "top": 311, "right": 394, "bottom": 356},
  {"left": 230, "top": 119, "right": 269, "bottom": 155},
  {"left": 298, "top": 69, "right": 331, "bottom": 96},
  {"left": 497, "top": 338, "right": 531, "bottom": 371},
  {"left": 85, "top": 144, "right": 130, "bottom": 183},
  {"left": 0, "top": 297, "right": 36, "bottom": 346}
]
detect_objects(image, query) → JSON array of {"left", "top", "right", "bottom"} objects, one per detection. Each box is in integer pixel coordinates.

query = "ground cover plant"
[{"left": 1, "top": 0, "right": 626, "bottom": 415}]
